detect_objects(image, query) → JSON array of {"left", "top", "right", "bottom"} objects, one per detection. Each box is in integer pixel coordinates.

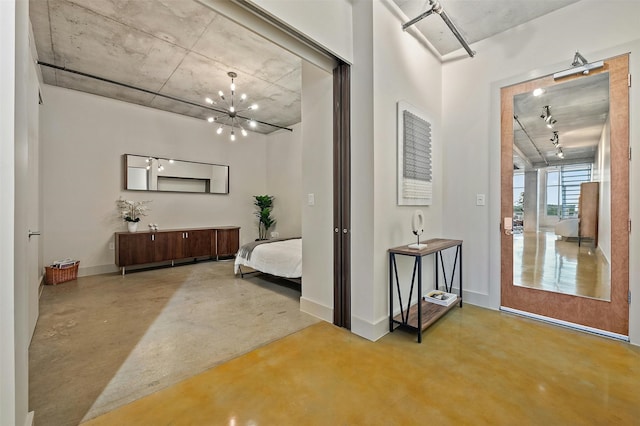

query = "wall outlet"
[{"left": 308, "top": 193, "right": 315, "bottom": 206}]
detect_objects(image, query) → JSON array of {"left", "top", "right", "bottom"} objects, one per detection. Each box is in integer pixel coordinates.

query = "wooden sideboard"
[{"left": 115, "top": 226, "right": 240, "bottom": 274}]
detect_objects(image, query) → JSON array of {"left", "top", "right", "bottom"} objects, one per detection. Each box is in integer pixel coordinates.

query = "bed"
[
  {"left": 555, "top": 218, "right": 579, "bottom": 238},
  {"left": 234, "top": 237, "right": 302, "bottom": 279}
]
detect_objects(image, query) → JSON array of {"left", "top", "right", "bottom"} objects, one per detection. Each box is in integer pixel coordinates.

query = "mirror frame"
[
  {"left": 499, "top": 54, "right": 629, "bottom": 336},
  {"left": 124, "top": 154, "right": 230, "bottom": 195}
]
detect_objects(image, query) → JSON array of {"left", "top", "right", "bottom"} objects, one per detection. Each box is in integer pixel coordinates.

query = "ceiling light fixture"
[
  {"left": 145, "top": 157, "right": 165, "bottom": 172},
  {"left": 206, "top": 71, "right": 258, "bottom": 142},
  {"left": 533, "top": 88, "right": 545, "bottom": 97},
  {"left": 553, "top": 50, "right": 604, "bottom": 79},
  {"left": 540, "top": 105, "right": 557, "bottom": 129},
  {"left": 550, "top": 131, "right": 564, "bottom": 159}
]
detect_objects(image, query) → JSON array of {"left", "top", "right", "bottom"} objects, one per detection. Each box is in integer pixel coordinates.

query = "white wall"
[
  {"left": 2, "top": 0, "right": 34, "bottom": 424},
  {"left": 40, "top": 85, "right": 270, "bottom": 276},
  {"left": 249, "top": 0, "right": 353, "bottom": 64},
  {"left": 594, "top": 116, "right": 611, "bottom": 264},
  {"left": 441, "top": 0, "right": 640, "bottom": 343},
  {"left": 299, "top": 61, "right": 334, "bottom": 322},
  {"left": 266, "top": 123, "right": 302, "bottom": 238},
  {"left": 350, "top": 0, "right": 443, "bottom": 340},
  {"left": 0, "top": 1, "right": 18, "bottom": 424}
]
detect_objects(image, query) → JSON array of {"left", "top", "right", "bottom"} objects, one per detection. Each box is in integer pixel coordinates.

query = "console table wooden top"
[{"left": 388, "top": 238, "right": 463, "bottom": 256}]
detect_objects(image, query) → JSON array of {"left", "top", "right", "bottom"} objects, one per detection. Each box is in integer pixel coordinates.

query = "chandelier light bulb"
[
  {"left": 207, "top": 71, "right": 263, "bottom": 142},
  {"left": 169, "top": 159, "right": 174, "bottom": 164},
  {"left": 205, "top": 97, "right": 214, "bottom": 105},
  {"left": 146, "top": 165, "right": 151, "bottom": 170}
]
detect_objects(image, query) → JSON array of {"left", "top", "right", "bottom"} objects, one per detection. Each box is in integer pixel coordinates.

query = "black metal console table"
[{"left": 389, "top": 238, "right": 463, "bottom": 343}]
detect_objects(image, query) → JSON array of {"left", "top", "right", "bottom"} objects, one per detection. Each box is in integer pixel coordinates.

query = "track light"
[
  {"left": 144, "top": 157, "right": 167, "bottom": 172},
  {"left": 541, "top": 105, "right": 557, "bottom": 129},
  {"left": 550, "top": 131, "right": 559, "bottom": 147}
]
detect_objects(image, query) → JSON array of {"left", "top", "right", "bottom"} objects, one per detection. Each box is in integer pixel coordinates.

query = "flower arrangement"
[{"left": 117, "top": 198, "right": 151, "bottom": 222}]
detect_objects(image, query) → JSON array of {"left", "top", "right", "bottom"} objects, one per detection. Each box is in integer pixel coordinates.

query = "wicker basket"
[{"left": 44, "top": 261, "right": 79, "bottom": 285}]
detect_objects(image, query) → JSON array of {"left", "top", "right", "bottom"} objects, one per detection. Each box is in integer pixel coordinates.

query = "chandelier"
[{"left": 205, "top": 71, "right": 258, "bottom": 142}]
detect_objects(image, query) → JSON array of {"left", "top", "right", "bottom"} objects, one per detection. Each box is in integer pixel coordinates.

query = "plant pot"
[{"left": 127, "top": 222, "right": 139, "bottom": 233}]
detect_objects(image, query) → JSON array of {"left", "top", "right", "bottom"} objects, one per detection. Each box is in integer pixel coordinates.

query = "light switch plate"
[{"left": 476, "top": 194, "right": 485, "bottom": 206}]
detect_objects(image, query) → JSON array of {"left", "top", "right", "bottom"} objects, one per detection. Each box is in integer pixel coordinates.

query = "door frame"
[
  {"left": 500, "top": 54, "right": 629, "bottom": 337},
  {"left": 203, "top": 0, "right": 352, "bottom": 327}
]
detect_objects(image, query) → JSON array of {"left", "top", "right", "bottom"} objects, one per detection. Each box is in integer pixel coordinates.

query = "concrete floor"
[
  {"left": 29, "top": 261, "right": 318, "bottom": 425},
  {"left": 513, "top": 231, "right": 611, "bottom": 300},
  {"left": 83, "top": 305, "right": 640, "bottom": 425}
]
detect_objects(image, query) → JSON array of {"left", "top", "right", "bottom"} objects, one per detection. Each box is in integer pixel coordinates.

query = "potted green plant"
[{"left": 254, "top": 195, "right": 276, "bottom": 240}]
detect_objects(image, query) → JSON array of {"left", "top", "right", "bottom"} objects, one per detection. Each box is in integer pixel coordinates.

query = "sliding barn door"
[{"left": 333, "top": 63, "right": 351, "bottom": 329}]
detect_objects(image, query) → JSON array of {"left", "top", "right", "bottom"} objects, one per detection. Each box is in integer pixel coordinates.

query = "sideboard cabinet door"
[
  {"left": 217, "top": 228, "right": 240, "bottom": 257},
  {"left": 117, "top": 233, "right": 154, "bottom": 266}
]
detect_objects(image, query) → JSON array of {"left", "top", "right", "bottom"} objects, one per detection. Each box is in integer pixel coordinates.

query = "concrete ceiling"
[
  {"left": 513, "top": 72, "right": 609, "bottom": 170},
  {"left": 29, "top": 0, "right": 302, "bottom": 135},
  {"left": 30, "top": 0, "right": 587, "bottom": 138},
  {"left": 392, "top": 0, "right": 580, "bottom": 56}
]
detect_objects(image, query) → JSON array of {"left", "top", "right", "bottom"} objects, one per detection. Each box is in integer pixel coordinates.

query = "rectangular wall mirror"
[{"left": 124, "top": 154, "right": 229, "bottom": 194}]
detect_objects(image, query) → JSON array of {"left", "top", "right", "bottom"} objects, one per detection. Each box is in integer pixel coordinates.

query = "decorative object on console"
[
  {"left": 205, "top": 71, "right": 258, "bottom": 142},
  {"left": 397, "top": 101, "right": 433, "bottom": 206},
  {"left": 254, "top": 195, "right": 276, "bottom": 241},
  {"left": 117, "top": 197, "right": 151, "bottom": 232},
  {"left": 408, "top": 209, "right": 427, "bottom": 249},
  {"left": 423, "top": 290, "right": 458, "bottom": 307}
]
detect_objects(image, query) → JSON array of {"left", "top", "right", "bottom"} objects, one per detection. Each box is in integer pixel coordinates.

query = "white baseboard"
[
  {"left": 299, "top": 297, "right": 333, "bottom": 322},
  {"left": 78, "top": 264, "right": 119, "bottom": 277},
  {"left": 24, "top": 411, "right": 34, "bottom": 426},
  {"left": 350, "top": 314, "right": 388, "bottom": 342}
]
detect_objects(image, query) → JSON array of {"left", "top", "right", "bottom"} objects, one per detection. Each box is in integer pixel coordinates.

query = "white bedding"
[
  {"left": 234, "top": 238, "right": 302, "bottom": 278},
  {"left": 555, "top": 218, "right": 579, "bottom": 238}
]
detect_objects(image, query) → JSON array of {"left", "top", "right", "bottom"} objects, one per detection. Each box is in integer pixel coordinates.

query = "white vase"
[{"left": 127, "top": 222, "right": 138, "bottom": 233}]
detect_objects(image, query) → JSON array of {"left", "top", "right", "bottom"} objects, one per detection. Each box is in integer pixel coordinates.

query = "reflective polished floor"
[
  {"left": 513, "top": 230, "right": 610, "bottom": 300},
  {"left": 82, "top": 305, "right": 640, "bottom": 425}
]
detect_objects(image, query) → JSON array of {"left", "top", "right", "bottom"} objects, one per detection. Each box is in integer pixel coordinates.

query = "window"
[
  {"left": 546, "top": 164, "right": 592, "bottom": 218},
  {"left": 513, "top": 172, "right": 524, "bottom": 218},
  {"left": 546, "top": 170, "right": 560, "bottom": 216}
]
